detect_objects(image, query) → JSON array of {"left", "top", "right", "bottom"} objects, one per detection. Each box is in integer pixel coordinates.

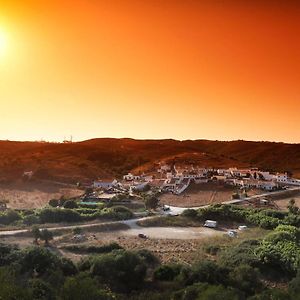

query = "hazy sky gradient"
[{"left": 0, "top": 0, "right": 299, "bottom": 142}]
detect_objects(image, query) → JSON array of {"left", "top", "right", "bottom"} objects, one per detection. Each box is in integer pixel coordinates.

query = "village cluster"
[{"left": 91, "top": 163, "right": 300, "bottom": 199}]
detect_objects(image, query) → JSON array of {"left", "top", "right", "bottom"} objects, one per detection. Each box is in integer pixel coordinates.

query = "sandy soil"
[
  {"left": 274, "top": 196, "right": 300, "bottom": 211},
  {"left": 1, "top": 223, "right": 225, "bottom": 265},
  {"left": 57, "top": 228, "right": 223, "bottom": 264},
  {"left": 0, "top": 180, "right": 83, "bottom": 209}
]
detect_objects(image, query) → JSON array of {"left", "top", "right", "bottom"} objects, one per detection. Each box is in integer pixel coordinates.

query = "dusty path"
[
  {"left": 2, "top": 187, "right": 299, "bottom": 238},
  {"left": 120, "top": 226, "right": 223, "bottom": 240}
]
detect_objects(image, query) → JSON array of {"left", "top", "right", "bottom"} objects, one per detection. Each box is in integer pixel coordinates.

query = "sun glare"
[{"left": 0, "top": 30, "right": 7, "bottom": 56}]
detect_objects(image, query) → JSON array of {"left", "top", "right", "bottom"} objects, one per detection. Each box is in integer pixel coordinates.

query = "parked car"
[
  {"left": 204, "top": 220, "right": 218, "bottom": 228},
  {"left": 162, "top": 205, "right": 170, "bottom": 211},
  {"left": 238, "top": 225, "right": 248, "bottom": 231},
  {"left": 138, "top": 233, "right": 147, "bottom": 239},
  {"left": 227, "top": 230, "right": 238, "bottom": 238}
]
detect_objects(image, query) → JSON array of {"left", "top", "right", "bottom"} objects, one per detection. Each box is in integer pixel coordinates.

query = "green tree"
[
  {"left": 31, "top": 226, "right": 41, "bottom": 244},
  {"left": 62, "top": 273, "right": 113, "bottom": 300},
  {"left": 0, "top": 268, "right": 31, "bottom": 300},
  {"left": 48, "top": 199, "right": 59, "bottom": 207},
  {"left": 287, "top": 199, "right": 299, "bottom": 215},
  {"left": 64, "top": 200, "right": 78, "bottom": 209},
  {"left": 91, "top": 250, "right": 147, "bottom": 292},
  {"left": 28, "top": 279, "right": 56, "bottom": 300},
  {"left": 20, "top": 247, "right": 58, "bottom": 275},
  {"left": 39, "top": 229, "right": 53, "bottom": 246},
  {"left": 144, "top": 195, "right": 159, "bottom": 210},
  {"left": 229, "top": 264, "right": 261, "bottom": 295}
]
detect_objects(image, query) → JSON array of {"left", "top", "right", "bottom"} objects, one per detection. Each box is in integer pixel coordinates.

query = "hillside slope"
[{"left": 0, "top": 138, "right": 299, "bottom": 184}]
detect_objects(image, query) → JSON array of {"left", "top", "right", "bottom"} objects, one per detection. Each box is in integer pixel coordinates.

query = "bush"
[
  {"left": 0, "top": 243, "right": 21, "bottom": 266},
  {"left": 220, "top": 240, "right": 261, "bottom": 269},
  {"left": 64, "top": 243, "right": 123, "bottom": 254},
  {"left": 110, "top": 206, "right": 134, "bottom": 219},
  {"left": 188, "top": 260, "right": 229, "bottom": 286},
  {"left": 154, "top": 264, "right": 182, "bottom": 281},
  {"left": 135, "top": 249, "right": 159, "bottom": 266},
  {"left": 48, "top": 199, "right": 59, "bottom": 208},
  {"left": 62, "top": 273, "right": 113, "bottom": 300},
  {"left": 38, "top": 208, "right": 82, "bottom": 223},
  {"left": 229, "top": 264, "right": 262, "bottom": 295},
  {"left": 64, "top": 200, "right": 78, "bottom": 209},
  {"left": 0, "top": 210, "right": 22, "bottom": 225},
  {"left": 0, "top": 268, "right": 31, "bottom": 300},
  {"left": 20, "top": 247, "right": 59, "bottom": 276},
  {"left": 28, "top": 279, "right": 56, "bottom": 300},
  {"left": 23, "top": 214, "right": 40, "bottom": 226},
  {"left": 256, "top": 227, "right": 300, "bottom": 276},
  {"left": 173, "top": 283, "right": 243, "bottom": 300},
  {"left": 182, "top": 209, "right": 198, "bottom": 218},
  {"left": 288, "top": 271, "right": 300, "bottom": 299},
  {"left": 91, "top": 250, "right": 147, "bottom": 292}
]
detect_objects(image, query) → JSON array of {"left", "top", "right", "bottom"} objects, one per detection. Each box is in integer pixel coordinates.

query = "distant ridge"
[{"left": 0, "top": 138, "right": 299, "bottom": 184}]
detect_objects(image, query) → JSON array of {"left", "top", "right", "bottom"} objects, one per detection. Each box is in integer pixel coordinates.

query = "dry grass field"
[
  {"left": 0, "top": 180, "right": 82, "bottom": 209},
  {"left": 274, "top": 195, "right": 300, "bottom": 211},
  {"left": 159, "top": 182, "right": 261, "bottom": 207},
  {"left": 2, "top": 225, "right": 268, "bottom": 265}
]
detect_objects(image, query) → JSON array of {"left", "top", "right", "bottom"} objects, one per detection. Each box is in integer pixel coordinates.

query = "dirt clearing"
[
  {"left": 160, "top": 182, "right": 260, "bottom": 207},
  {"left": 0, "top": 180, "right": 82, "bottom": 209}
]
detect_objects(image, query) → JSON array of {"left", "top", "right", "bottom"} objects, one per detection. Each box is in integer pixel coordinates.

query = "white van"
[{"left": 204, "top": 220, "right": 218, "bottom": 228}]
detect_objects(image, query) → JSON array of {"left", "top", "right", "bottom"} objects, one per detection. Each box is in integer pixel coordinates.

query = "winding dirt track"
[{"left": 1, "top": 187, "right": 299, "bottom": 238}]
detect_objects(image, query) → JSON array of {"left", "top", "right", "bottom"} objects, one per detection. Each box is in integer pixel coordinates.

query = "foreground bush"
[{"left": 91, "top": 250, "right": 147, "bottom": 292}]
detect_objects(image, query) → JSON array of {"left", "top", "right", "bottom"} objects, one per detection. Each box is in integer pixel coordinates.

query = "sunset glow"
[
  {"left": 0, "top": 29, "right": 7, "bottom": 57},
  {"left": 0, "top": 0, "right": 299, "bottom": 142}
]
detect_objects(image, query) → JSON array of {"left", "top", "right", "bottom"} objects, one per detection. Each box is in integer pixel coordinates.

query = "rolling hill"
[{"left": 0, "top": 138, "right": 299, "bottom": 184}]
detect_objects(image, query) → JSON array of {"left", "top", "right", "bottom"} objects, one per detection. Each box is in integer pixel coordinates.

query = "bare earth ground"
[
  {"left": 160, "top": 182, "right": 261, "bottom": 208},
  {"left": 1, "top": 229, "right": 220, "bottom": 264},
  {"left": 2, "top": 225, "right": 265, "bottom": 265},
  {"left": 274, "top": 195, "right": 300, "bottom": 211},
  {"left": 0, "top": 180, "right": 83, "bottom": 209}
]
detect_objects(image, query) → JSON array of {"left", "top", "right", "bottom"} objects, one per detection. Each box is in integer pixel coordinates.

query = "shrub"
[
  {"left": 229, "top": 264, "right": 262, "bottom": 295},
  {"left": 256, "top": 228, "right": 300, "bottom": 276},
  {"left": 135, "top": 249, "right": 159, "bottom": 266},
  {"left": 91, "top": 250, "right": 147, "bottom": 292},
  {"left": 20, "top": 247, "right": 59, "bottom": 276},
  {"left": 0, "top": 210, "right": 22, "bottom": 225},
  {"left": 63, "top": 200, "right": 78, "bottom": 209},
  {"left": 62, "top": 273, "right": 113, "bottom": 300},
  {"left": 182, "top": 209, "right": 198, "bottom": 218},
  {"left": 154, "top": 265, "right": 182, "bottom": 281},
  {"left": 0, "top": 243, "right": 21, "bottom": 266},
  {"left": 188, "top": 260, "right": 229, "bottom": 285},
  {"left": 48, "top": 199, "right": 59, "bottom": 208},
  {"left": 172, "top": 283, "right": 243, "bottom": 300},
  {"left": 23, "top": 214, "right": 40, "bottom": 226},
  {"left": 110, "top": 206, "right": 133, "bottom": 219},
  {"left": 64, "top": 243, "right": 123, "bottom": 254},
  {"left": 28, "top": 279, "right": 56, "bottom": 300},
  {"left": 38, "top": 208, "right": 82, "bottom": 223},
  {"left": 219, "top": 240, "right": 261, "bottom": 269}
]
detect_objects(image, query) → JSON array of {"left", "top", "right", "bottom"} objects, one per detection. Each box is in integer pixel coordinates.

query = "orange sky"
[{"left": 0, "top": 0, "right": 299, "bottom": 142}]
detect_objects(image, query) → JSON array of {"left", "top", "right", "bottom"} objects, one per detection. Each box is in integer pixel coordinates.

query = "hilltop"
[{"left": 0, "top": 138, "right": 299, "bottom": 184}]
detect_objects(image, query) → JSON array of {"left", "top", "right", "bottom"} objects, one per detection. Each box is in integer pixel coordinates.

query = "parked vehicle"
[
  {"left": 138, "top": 233, "right": 147, "bottom": 239},
  {"left": 162, "top": 205, "right": 170, "bottom": 211},
  {"left": 204, "top": 220, "right": 218, "bottom": 228},
  {"left": 238, "top": 225, "right": 248, "bottom": 231},
  {"left": 227, "top": 230, "right": 238, "bottom": 238}
]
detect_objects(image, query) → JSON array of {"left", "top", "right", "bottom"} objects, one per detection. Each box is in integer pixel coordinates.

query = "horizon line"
[{"left": 0, "top": 137, "right": 299, "bottom": 145}]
